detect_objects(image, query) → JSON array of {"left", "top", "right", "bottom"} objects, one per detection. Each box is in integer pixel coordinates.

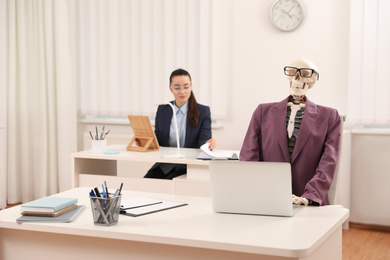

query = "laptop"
[{"left": 209, "top": 161, "right": 300, "bottom": 217}]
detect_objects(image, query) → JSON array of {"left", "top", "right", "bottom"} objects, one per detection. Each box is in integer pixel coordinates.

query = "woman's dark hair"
[{"left": 169, "top": 68, "right": 200, "bottom": 127}]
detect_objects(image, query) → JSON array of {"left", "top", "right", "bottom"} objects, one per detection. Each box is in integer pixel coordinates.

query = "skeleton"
[{"left": 285, "top": 59, "right": 320, "bottom": 206}]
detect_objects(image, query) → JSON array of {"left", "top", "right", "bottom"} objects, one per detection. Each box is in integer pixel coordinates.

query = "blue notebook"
[
  {"left": 21, "top": 197, "right": 78, "bottom": 213},
  {"left": 17, "top": 205, "right": 85, "bottom": 223}
]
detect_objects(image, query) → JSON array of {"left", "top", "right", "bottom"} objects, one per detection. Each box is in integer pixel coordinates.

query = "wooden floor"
[
  {"left": 3, "top": 204, "right": 390, "bottom": 259},
  {"left": 342, "top": 226, "right": 390, "bottom": 260},
  {"left": 5, "top": 203, "right": 21, "bottom": 209}
]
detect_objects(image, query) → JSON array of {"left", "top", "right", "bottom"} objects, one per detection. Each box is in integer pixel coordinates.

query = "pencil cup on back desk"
[
  {"left": 91, "top": 139, "right": 107, "bottom": 154},
  {"left": 89, "top": 125, "right": 109, "bottom": 153}
]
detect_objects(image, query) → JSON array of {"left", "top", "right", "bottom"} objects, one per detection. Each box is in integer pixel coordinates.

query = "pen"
[
  {"left": 118, "top": 182, "right": 123, "bottom": 195},
  {"left": 89, "top": 189, "right": 96, "bottom": 197},
  {"left": 94, "top": 187, "right": 101, "bottom": 197},
  {"left": 89, "top": 131, "right": 94, "bottom": 140},
  {"left": 101, "top": 183, "right": 106, "bottom": 198},
  {"left": 104, "top": 181, "right": 109, "bottom": 196},
  {"left": 113, "top": 189, "right": 119, "bottom": 197},
  {"left": 103, "top": 129, "right": 110, "bottom": 140},
  {"left": 100, "top": 126, "right": 105, "bottom": 140},
  {"left": 95, "top": 126, "right": 99, "bottom": 140}
]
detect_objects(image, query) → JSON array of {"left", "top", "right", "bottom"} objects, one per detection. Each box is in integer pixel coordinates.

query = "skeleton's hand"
[{"left": 292, "top": 194, "right": 308, "bottom": 206}]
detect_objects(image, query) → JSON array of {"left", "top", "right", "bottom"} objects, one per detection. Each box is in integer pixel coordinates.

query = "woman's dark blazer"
[
  {"left": 148, "top": 101, "right": 212, "bottom": 175},
  {"left": 154, "top": 101, "right": 212, "bottom": 148}
]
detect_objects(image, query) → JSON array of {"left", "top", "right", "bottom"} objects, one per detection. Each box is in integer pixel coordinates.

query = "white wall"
[
  {"left": 214, "top": 0, "right": 350, "bottom": 150},
  {"left": 79, "top": 0, "right": 351, "bottom": 151},
  {"left": 349, "top": 131, "right": 390, "bottom": 226}
]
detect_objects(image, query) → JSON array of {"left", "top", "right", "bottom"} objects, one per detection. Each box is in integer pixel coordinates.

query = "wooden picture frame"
[{"left": 127, "top": 115, "right": 160, "bottom": 152}]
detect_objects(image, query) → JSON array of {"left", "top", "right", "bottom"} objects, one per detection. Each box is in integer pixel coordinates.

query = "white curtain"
[
  {"left": 6, "top": 0, "right": 77, "bottom": 203},
  {"left": 348, "top": 0, "right": 390, "bottom": 125},
  {"left": 77, "top": 0, "right": 233, "bottom": 119},
  {"left": 0, "top": 0, "right": 6, "bottom": 209}
]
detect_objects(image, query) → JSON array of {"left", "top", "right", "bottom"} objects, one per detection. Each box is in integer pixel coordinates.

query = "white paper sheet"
[
  {"left": 120, "top": 197, "right": 162, "bottom": 210},
  {"left": 199, "top": 143, "right": 235, "bottom": 159}
]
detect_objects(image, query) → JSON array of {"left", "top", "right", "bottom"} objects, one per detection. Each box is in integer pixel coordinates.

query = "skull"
[{"left": 285, "top": 59, "right": 319, "bottom": 97}]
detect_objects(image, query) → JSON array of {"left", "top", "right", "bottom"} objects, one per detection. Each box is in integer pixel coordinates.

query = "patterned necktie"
[{"left": 287, "top": 104, "right": 301, "bottom": 139}]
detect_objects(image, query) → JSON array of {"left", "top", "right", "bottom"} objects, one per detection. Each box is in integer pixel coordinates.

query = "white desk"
[
  {"left": 71, "top": 145, "right": 236, "bottom": 196},
  {"left": 0, "top": 187, "right": 349, "bottom": 260}
]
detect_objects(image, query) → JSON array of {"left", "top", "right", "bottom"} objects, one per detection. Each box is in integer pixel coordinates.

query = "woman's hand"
[{"left": 205, "top": 138, "right": 216, "bottom": 150}]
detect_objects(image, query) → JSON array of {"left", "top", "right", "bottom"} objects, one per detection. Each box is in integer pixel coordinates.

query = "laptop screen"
[{"left": 209, "top": 161, "right": 297, "bottom": 217}]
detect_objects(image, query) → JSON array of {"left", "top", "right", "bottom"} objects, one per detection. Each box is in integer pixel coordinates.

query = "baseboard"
[{"left": 349, "top": 222, "right": 390, "bottom": 232}]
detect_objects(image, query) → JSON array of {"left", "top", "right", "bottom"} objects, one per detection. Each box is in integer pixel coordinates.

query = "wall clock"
[{"left": 270, "top": 0, "right": 305, "bottom": 31}]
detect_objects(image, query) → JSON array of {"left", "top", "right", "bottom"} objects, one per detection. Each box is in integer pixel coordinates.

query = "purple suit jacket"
[{"left": 239, "top": 97, "right": 341, "bottom": 205}]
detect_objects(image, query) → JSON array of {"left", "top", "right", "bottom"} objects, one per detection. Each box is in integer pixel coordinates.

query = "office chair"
[{"left": 327, "top": 115, "right": 345, "bottom": 205}]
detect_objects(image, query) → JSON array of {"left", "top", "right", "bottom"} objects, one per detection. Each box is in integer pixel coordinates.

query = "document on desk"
[
  {"left": 120, "top": 197, "right": 162, "bottom": 210},
  {"left": 197, "top": 143, "right": 238, "bottom": 160},
  {"left": 120, "top": 198, "right": 187, "bottom": 217}
]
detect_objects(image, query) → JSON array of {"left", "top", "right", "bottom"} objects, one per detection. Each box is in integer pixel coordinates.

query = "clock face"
[{"left": 270, "top": 0, "right": 304, "bottom": 31}]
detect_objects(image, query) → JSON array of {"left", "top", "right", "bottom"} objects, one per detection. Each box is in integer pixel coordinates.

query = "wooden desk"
[
  {"left": 0, "top": 187, "right": 349, "bottom": 260},
  {"left": 71, "top": 145, "right": 236, "bottom": 196}
]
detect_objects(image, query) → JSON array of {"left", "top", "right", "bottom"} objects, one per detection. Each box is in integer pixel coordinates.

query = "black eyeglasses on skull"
[{"left": 284, "top": 66, "right": 319, "bottom": 80}]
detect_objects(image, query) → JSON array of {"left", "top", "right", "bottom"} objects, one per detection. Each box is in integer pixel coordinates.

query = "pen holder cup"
[
  {"left": 91, "top": 139, "right": 107, "bottom": 154},
  {"left": 90, "top": 194, "right": 122, "bottom": 226}
]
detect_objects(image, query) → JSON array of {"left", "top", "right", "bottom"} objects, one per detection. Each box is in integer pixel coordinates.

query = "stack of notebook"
[{"left": 17, "top": 197, "right": 84, "bottom": 223}]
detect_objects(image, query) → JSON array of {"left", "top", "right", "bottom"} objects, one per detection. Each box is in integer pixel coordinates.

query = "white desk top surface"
[
  {"left": 72, "top": 145, "right": 210, "bottom": 165},
  {"left": 0, "top": 187, "right": 349, "bottom": 258}
]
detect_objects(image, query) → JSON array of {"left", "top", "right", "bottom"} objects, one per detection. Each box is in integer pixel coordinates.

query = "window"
[
  {"left": 348, "top": 0, "right": 390, "bottom": 125},
  {"left": 77, "top": 0, "right": 233, "bottom": 119}
]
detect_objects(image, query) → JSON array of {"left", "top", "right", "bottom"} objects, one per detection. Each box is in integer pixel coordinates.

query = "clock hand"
[
  {"left": 287, "top": 6, "right": 294, "bottom": 15},
  {"left": 282, "top": 9, "right": 292, "bottom": 18}
]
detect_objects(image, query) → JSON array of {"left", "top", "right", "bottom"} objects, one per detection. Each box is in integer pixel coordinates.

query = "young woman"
[{"left": 144, "top": 68, "right": 216, "bottom": 179}]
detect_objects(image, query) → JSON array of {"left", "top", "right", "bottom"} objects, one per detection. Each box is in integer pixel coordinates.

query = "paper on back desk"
[{"left": 200, "top": 143, "right": 235, "bottom": 158}]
